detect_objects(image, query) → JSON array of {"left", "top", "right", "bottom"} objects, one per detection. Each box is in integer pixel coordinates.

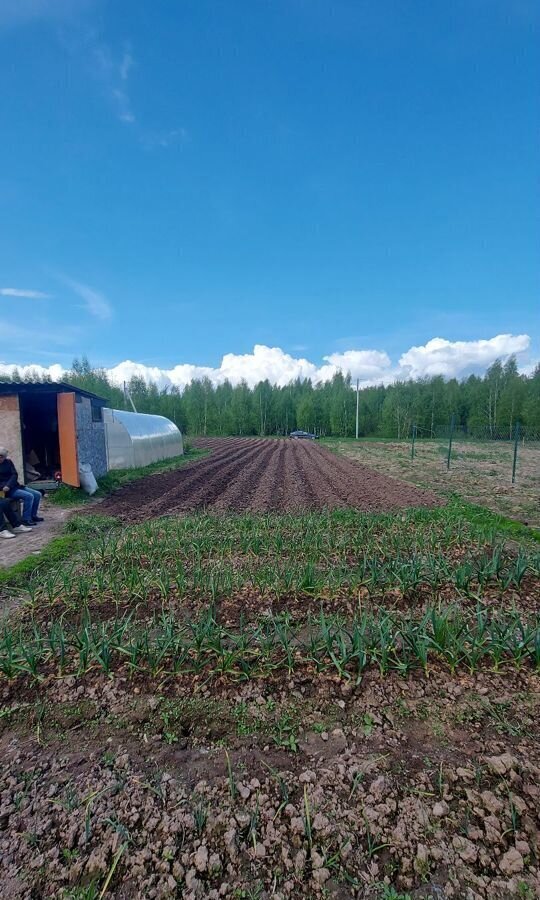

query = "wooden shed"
[{"left": 0, "top": 382, "right": 107, "bottom": 489}]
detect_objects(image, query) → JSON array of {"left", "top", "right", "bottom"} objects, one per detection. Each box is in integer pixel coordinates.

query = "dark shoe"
[
  {"left": 22, "top": 520, "right": 36, "bottom": 527},
  {"left": 32, "top": 516, "right": 44, "bottom": 523}
]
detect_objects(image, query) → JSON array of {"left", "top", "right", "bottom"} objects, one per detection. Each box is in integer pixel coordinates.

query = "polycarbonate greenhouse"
[{"left": 103, "top": 408, "right": 183, "bottom": 470}]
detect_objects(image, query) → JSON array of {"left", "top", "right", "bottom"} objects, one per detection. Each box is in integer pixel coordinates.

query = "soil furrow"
[
  {"left": 99, "top": 437, "right": 442, "bottom": 520},
  {"left": 313, "top": 442, "right": 439, "bottom": 509},
  {"left": 99, "top": 442, "right": 262, "bottom": 520},
  {"left": 288, "top": 441, "right": 323, "bottom": 509},
  {"left": 211, "top": 442, "right": 279, "bottom": 511},
  {"left": 253, "top": 440, "right": 288, "bottom": 511},
  {"left": 145, "top": 442, "right": 274, "bottom": 516},
  {"left": 295, "top": 442, "right": 353, "bottom": 507}
]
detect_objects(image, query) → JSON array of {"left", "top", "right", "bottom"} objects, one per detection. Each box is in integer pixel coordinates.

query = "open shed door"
[{"left": 57, "top": 393, "right": 80, "bottom": 487}]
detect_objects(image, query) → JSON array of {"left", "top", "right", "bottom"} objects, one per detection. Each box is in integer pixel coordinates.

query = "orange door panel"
[{"left": 57, "top": 393, "right": 80, "bottom": 487}]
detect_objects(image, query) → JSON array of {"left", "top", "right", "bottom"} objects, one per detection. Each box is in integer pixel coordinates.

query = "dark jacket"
[{"left": 0, "top": 458, "right": 20, "bottom": 493}]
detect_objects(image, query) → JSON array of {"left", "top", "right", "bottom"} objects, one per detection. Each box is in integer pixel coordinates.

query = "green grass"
[
  {"left": 49, "top": 448, "right": 208, "bottom": 506},
  {"left": 0, "top": 515, "right": 119, "bottom": 588},
  {"left": 457, "top": 498, "right": 540, "bottom": 543},
  {"left": 326, "top": 437, "right": 540, "bottom": 528},
  {"left": 0, "top": 534, "right": 82, "bottom": 587},
  {"left": 321, "top": 436, "right": 406, "bottom": 445}
]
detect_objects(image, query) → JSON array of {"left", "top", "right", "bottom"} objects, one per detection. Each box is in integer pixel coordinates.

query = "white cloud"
[
  {"left": 107, "top": 360, "right": 202, "bottom": 392},
  {"left": 219, "top": 345, "right": 317, "bottom": 388},
  {"left": 141, "top": 128, "right": 188, "bottom": 150},
  {"left": 316, "top": 349, "right": 392, "bottom": 385},
  {"left": 92, "top": 41, "right": 136, "bottom": 125},
  {"left": 87, "top": 40, "right": 183, "bottom": 142},
  {"left": 119, "top": 49, "right": 134, "bottom": 82},
  {"left": 518, "top": 358, "right": 539, "bottom": 377},
  {"left": 0, "top": 361, "right": 66, "bottom": 382},
  {"left": 1, "top": 335, "right": 533, "bottom": 393},
  {"left": 56, "top": 274, "right": 112, "bottom": 320},
  {"left": 3, "top": 6, "right": 183, "bottom": 148},
  {"left": 108, "top": 346, "right": 318, "bottom": 391},
  {"left": 398, "top": 334, "right": 530, "bottom": 379},
  {"left": 0, "top": 319, "right": 82, "bottom": 356},
  {"left": 0, "top": 288, "right": 50, "bottom": 299}
]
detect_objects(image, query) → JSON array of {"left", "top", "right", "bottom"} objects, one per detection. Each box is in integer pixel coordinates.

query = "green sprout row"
[
  {"left": 28, "top": 507, "right": 540, "bottom": 611},
  {"left": 2, "top": 605, "right": 539, "bottom": 682}
]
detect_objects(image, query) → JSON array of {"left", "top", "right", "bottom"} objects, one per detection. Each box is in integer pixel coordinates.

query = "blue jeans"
[{"left": 11, "top": 487, "right": 41, "bottom": 521}]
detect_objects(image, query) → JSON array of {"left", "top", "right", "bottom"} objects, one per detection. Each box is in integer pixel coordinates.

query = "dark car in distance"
[{"left": 290, "top": 430, "right": 317, "bottom": 440}]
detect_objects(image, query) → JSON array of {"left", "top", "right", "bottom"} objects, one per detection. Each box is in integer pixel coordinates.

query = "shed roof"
[{"left": 0, "top": 381, "right": 107, "bottom": 403}]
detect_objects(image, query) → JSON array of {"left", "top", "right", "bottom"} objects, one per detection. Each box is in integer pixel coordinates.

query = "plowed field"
[{"left": 98, "top": 437, "right": 441, "bottom": 521}]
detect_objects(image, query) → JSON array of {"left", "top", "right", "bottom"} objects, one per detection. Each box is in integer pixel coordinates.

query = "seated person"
[
  {"left": 25, "top": 454, "right": 42, "bottom": 483},
  {"left": 0, "top": 498, "right": 33, "bottom": 539},
  {"left": 0, "top": 448, "right": 44, "bottom": 527}
]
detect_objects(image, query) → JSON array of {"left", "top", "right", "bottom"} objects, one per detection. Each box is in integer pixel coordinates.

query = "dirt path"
[
  {"left": 0, "top": 499, "right": 76, "bottom": 569},
  {"left": 97, "top": 437, "right": 441, "bottom": 522}
]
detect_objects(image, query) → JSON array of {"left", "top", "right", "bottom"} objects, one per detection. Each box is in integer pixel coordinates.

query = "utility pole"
[
  {"left": 355, "top": 378, "right": 360, "bottom": 440},
  {"left": 512, "top": 421, "right": 520, "bottom": 484},
  {"left": 123, "top": 381, "right": 137, "bottom": 413},
  {"left": 447, "top": 414, "right": 455, "bottom": 471}
]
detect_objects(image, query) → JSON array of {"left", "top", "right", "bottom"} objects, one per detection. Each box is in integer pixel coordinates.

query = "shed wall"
[
  {"left": 75, "top": 397, "right": 107, "bottom": 477},
  {"left": 0, "top": 396, "right": 24, "bottom": 483}
]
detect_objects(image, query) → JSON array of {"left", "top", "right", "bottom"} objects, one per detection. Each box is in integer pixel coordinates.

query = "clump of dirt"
[{"left": 1, "top": 666, "right": 539, "bottom": 898}]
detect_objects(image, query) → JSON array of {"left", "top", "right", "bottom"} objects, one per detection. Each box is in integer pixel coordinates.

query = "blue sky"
[{"left": 0, "top": 0, "right": 538, "bottom": 388}]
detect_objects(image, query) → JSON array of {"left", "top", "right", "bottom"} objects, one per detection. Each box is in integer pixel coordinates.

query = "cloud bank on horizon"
[{"left": 0, "top": 334, "right": 533, "bottom": 392}]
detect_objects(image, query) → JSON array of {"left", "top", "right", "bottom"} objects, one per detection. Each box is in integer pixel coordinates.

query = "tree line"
[{"left": 5, "top": 355, "right": 540, "bottom": 439}]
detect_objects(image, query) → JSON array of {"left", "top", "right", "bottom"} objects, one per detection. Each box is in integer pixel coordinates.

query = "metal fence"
[{"left": 410, "top": 421, "right": 540, "bottom": 485}]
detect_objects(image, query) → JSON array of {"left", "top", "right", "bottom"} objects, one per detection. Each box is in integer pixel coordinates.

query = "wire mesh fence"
[
  {"left": 410, "top": 421, "right": 540, "bottom": 485},
  {"left": 324, "top": 425, "right": 539, "bottom": 524}
]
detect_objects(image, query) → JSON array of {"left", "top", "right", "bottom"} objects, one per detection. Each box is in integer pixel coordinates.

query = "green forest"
[{"left": 5, "top": 356, "right": 540, "bottom": 439}]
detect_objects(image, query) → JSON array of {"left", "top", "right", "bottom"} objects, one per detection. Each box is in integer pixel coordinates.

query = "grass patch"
[
  {"left": 0, "top": 514, "right": 119, "bottom": 588},
  {"left": 455, "top": 498, "right": 540, "bottom": 544},
  {"left": 327, "top": 437, "right": 540, "bottom": 528},
  {"left": 453, "top": 693, "right": 536, "bottom": 737},
  {"left": 158, "top": 698, "right": 234, "bottom": 743},
  {"left": 49, "top": 449, "right": 208, "bottom": 506}
]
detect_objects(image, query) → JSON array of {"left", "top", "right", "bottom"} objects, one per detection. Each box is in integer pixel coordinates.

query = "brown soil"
[
  {"left": 1, "top": 665, "right": 539, "bottom": 899},
  {"left": 97, "top": 438, "right": 441, "bottom": 522}
]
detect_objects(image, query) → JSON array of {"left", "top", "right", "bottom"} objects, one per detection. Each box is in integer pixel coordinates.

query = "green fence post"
[
  {"left": 447, "top": 415, "right": 455, "bottom": 471},
  {"left": 512, "top": 421, "right": 520, "bottom": 484},
  {"left": 411, "top": 424, "right": 416, "bottom": 460}
]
